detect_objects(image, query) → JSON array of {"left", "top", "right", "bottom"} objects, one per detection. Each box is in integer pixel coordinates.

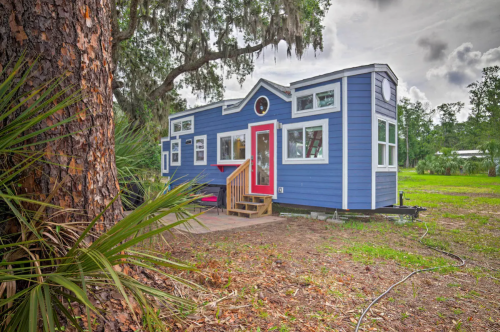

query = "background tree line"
[{"left": 398, "top": 65, "right": 500, "bottom": 169}]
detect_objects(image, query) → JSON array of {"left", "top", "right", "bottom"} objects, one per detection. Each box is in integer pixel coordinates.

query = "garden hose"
[{"left": 354, "top": 220, "right": 465, "bottom": 332}]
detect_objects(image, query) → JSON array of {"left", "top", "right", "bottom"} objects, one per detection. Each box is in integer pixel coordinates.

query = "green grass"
[{"left": 342, "top": 243, "right": 456, "bottom": 271}]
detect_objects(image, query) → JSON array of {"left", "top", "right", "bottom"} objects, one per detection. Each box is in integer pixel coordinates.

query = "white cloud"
[
  {"left": 426, "top": 43, "right": 500, "bottom": 86},
  {"left": 397, "top": 80, "right": 431, "bottom": 107}
]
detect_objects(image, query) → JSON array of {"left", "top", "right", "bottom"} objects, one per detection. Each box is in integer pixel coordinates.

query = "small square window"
[
  {"left": 378, "top": 144, "right": 385, "bottom": 166},
  {"left": 378, "top": 120, "right": 386, "bottom": 142},
  {"left": 305, "top": 126, "right": 323, "bottom": 159},
  {"left": 194, "top": 135, "right": 207, "bottom": 165},
  {"left": 389, "top": 145, "right": 396, "bottom": 166},
  {"left": 287, "top": 129, "right": 304, "bottom": 159},
  {"left": 220, "top": 136, "right": 231, "bottom": 161},
  {"left": 232, "top": 134, "right": 246, "bottom": 160},
  {"left": 389, "top": 123, "right": 396, "bottom": 144},
  {"left": 316, "top": 90, "right": 334, "bottom": 108},
  {"left": 173, "top": 123, "right": 181, "bottom": 133},
  {"left": 297, "top": 95, "right": 313, "bottom": 111}
]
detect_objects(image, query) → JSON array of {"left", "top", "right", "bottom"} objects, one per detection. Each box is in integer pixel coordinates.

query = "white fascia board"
[
  {"left": 169, "top": 99, "right": 242, "bottom": 120},
  {"left": 223, "top": 80, "right": 291, "bottom": 115},
  {"left": 291, "top": 64, "right": 398, "bottom": 90}
]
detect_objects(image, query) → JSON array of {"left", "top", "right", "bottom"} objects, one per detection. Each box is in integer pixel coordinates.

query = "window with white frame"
[
  {"left": 170, "top": 116, "right": 194, "bottom": 136},
  {"left": 377, "top": 119, "right": 396, "bottom": 167},
  {"left": 194, "top": 135, "right": 207, "bottom": 165},
  {"left": 217, "top": 130, "right": 247, "bottom": 164},
  {"left": 282, "top": 119, "right": 329, "bottom": 164},
  {"left": 161, "top": 152, "right": 169, "bottom": 173},
  {"left": 170, "top": 139, "right": 181, "bottom": 166},
  {"left": 292, "top": 83, "right": 340, "bottom": 118}
]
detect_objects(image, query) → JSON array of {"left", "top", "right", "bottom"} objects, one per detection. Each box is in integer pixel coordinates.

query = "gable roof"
[{"left": 169, "top": 63, "right": 397, "bottom": 119}]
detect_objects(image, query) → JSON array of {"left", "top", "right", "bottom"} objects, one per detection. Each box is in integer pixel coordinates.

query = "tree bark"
[
  {"left": 405, "top": 126, "right": 410, "bottom": 168},
  {"left": 488, "top": 167, "right": 496, "bottom": 177},
  {"left": 0, "top": 0, "right": 122, "bottom": 232}
]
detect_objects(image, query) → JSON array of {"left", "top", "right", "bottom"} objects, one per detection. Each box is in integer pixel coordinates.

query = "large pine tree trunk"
[{"left": 0, "top": 0, "right": 122, "bottom": 232}]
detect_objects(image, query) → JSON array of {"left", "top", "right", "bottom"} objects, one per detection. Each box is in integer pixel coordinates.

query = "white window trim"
[
  {"left": 254, "top": 96, "right": 270, "bottom": 117},
  {"left": 282, "top": 118, "right": 329, "bottom": 164},
  {"left": 291, "top": 82, "right": 340, "bottom": 118},
  {"left": 216, "top": 129, "right": 249, "bottom": 165},
  {"left": 193, "top": 135, "right": 207, "bottom": 166},
  {"left": 170, "top": 116, "right": 194, "bottom": 136},
  {"left": 170, "top": 139, "right": 181, "bottom": 166},
  {"left": 161, "top": 152, "right": 169, "bottom": 174},
  {"left": 375, "top": 116, "right": 397, "bottom": 171}
]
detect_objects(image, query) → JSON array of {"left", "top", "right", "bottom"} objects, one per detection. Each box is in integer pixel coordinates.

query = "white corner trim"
[
  {"left": 161, "top": 137, "right": 170, "bottom": 143},
  {"left": 161, "top": 152, "right": 169, "bottom": 175},
  {"left": 342, "top": 76, "right": 348, "bottom": 210},
  {"left": 395, "top": 87, "right": 399, "bottom": 204},
  {"left": 248, "top": 119, "right": 278, "bottom": 199},
  {"left": 193, "top": 135, "right": 207, "bottom": 166},
  {"left": 281, "top": 119, "right": 329, "bottom": 165},
  {"left": 291, "top": 82, "right": 341, "bottom": 118},
  {"left": 170, "top": 139, "right": 181, "bottom": 166},
  {"left": 216, "top": 129, "right": 249, "bottom": 164},
  {"left": 170, "top": 116, "right": 194, "bottom": 136},
  {"left": 371, "top": 73, "right": 377, "bottom": 210},
  {"left": 223, "top": 80, "right": 291, "bottom": 115},
  {"left": 254, "top": 95, "right": 270, "bottom": 116}
]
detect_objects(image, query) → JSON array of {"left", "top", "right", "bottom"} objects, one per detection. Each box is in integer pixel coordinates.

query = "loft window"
[
  {"left": 170, "top": 116, "right": 194, "bottom": 136},
  {"left": 217, "top": 129, "right": 247, "bottom": 164},
  {"left": 194, "top": 135, "right": 207, "bottom": 165},
  {"left": 378, "top": 119, "right": 396, "bottom": 167},
  {"left": 170, "top": 139, "right": 181, "bottom": 166},
  {"left": 254, "top": 96, "right": 270, "bottom": 116},
  {"left": 282, "top": 119, "right": 329, "bottom": 164},
  {"left": 292, "top": 82, "right": 340, "bottom": 118}
]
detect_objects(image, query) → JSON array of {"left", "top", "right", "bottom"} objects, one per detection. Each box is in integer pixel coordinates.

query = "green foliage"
[
  {"left": 416, "top": 160, "right": 427, "bottom": 174},
  {"left": 397, "top": 98, "right": 435, "bottom": 167},
  {"left": 477, "top": 140, "right": 500, "bottom": 177},
  {"left": 0, "top": 57, "right": 205, "bottom": 331},
  {"left": 468, "top": 66, "right": 500, "bottom": 141},
  {"left": 113, "top": 0, "right": 332, "bottom": 132}
]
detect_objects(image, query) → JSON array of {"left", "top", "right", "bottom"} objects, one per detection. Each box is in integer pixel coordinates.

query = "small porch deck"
[{"left": 169, "top": 208, "right": 283, "bottom": 234}]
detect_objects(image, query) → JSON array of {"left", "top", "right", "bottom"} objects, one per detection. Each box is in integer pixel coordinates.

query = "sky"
[{"left": 181, "top": 0, "right": 500, "bottom": 122}]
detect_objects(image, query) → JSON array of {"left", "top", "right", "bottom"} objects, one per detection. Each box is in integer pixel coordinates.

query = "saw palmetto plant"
[{"left": 0, "top": 56, "right": 205, "bottom": 331}]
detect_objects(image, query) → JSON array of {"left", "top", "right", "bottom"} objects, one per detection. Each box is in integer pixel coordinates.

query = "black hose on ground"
[{"left": 354, "top": 220, "right": 466, "bottom": 332}]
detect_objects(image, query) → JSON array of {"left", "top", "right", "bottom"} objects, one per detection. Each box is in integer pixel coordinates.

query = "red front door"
[{"left": 251, "top": 123, "right": 275, "bottom": 195}]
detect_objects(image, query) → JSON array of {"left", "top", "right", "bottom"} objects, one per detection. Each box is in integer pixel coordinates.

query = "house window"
[
  {"left": 254, "top": 96, "right": 270, "bottom": 116},
  {"left": 282, "top": 119, "right": 329, "bottom": 164},
  {"left": 292, "top": 82, "right": 340, "bottom": 118},
  {"left": 378, "top": 119, "right": 396, "bottom": 167},
  {"left": 217, "top": 129, "right": 247, "bottom": 164},
  {"left": 194, "top": 135, "right": 207, "bottom": 165},
  {"left": 161, "top": 152, "right": 169, "bottom": 173},
  {"left": 170, "top": 116, "right": 194, "bottom": 136},
  {"left": 171, "top": 139, "right": 181, "bottom": 166}
]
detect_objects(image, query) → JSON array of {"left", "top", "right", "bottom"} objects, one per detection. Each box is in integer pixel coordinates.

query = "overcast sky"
[{"left": 182, "top": 0, "right": 500, "bottom": 122}]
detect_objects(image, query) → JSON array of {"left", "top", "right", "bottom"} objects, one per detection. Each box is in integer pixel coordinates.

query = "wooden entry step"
[{"left": 228, "top": 194, "right": 272, "bottom": 218}]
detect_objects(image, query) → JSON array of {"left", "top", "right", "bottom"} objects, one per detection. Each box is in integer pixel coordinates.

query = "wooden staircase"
[
  {"left": 226, "top": 159, "right": 273, "bottom": 218},
  {"left": 229, "top": 194, "right": 273, "bottom": 218}
]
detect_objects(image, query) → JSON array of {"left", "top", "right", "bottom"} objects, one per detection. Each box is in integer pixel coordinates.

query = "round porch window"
[{"left": 254, "top": 96, "right": 269, "bottom": 116}]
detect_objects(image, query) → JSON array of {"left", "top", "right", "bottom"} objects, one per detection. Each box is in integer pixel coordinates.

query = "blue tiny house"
[{"left": 161, "top": 64, "right": 398, "bottom": 215}]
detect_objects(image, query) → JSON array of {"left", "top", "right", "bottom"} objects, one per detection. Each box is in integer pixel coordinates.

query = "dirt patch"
[{"left": 159, "top": 217, "right": 500, "bottom": 331}]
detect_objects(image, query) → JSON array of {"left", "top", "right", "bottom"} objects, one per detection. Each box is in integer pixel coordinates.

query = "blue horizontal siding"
[
  {"left": 162, "top": 82, "right": 343, "bottom": 209},
  {"left": 347, "top": 73, "right": 372, "bottom": 210},
  {"left": 375, "top": 72, "right": 397, "bottom": 119},
  {"left": 376, "top": 172, "right": 397, "bottom": 208}
]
